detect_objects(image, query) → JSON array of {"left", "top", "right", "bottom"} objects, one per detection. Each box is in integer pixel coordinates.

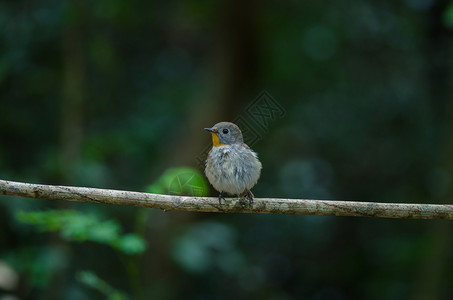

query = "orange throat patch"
[{"left": 211, "top": 132, "right": 226, "bottom": 147}]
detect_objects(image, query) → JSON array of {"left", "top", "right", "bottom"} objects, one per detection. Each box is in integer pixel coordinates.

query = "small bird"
[{"left": 204, "top": 122, "right": 262, "bottom": 205}]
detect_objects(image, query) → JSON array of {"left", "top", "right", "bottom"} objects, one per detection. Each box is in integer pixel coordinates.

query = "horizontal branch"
[{"left": 1, "top": 179, "right": 453, "bottom": 220}]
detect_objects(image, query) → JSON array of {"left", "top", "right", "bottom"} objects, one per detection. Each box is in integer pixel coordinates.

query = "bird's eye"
[{"left": 223, "top": 129, "right": 229, "bottom": 134}]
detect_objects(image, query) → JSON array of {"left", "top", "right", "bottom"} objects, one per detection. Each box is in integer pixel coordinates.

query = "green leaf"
[
  {"left": 16, "top": 210, "right": 146, "bottom": 255},
  {"left": 145, "top": 167, "right": 209, "bottom": 197}
]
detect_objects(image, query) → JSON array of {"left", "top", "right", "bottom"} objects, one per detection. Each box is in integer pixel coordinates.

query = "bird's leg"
[
  {"left": 246, "top": 190, "right": 254, "bottom": 205},
  {"left": 218, "top": 192, "right": 226, "bottom": 206},
  {"left": 239, "top": 189, "right": 254, "bottom": 205}
]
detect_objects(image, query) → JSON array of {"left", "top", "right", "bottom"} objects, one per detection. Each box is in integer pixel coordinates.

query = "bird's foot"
[
  {"left": 239, "top": 190, "right": 254, "bottom": 205},
  {"left": 218, "top": 192, "right": 226, "bottom": 206}
]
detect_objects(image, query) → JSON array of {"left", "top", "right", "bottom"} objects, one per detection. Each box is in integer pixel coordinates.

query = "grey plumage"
[{"left": 204, "top": 122, "right": 262, "bottom": 204}]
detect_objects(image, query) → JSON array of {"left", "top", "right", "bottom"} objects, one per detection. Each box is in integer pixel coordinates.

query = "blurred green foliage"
[
  {"left": 172, "top": 221, "right": 243, "bottom": 274},
  {"left": 444, "top": 2, "right": 453, "bottom": 28},
  {"left": 1, "top": 0, "right": 453, "bottom": 299},
  {"left": 76, "top": 270, "right": 128, "bottom": 300},
  {"left": 4, "top": 246, "right": 66, "bottom": 289},
  {"left": 146, "top": 167, "right": 209, "bottom": 196},
  {"left": 16, "top": 210, "right": 146, "bottom": 255}
]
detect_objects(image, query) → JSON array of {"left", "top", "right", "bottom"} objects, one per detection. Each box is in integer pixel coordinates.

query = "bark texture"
[{"left": 1, "top": 179, "right": 453, "bottom": 219}]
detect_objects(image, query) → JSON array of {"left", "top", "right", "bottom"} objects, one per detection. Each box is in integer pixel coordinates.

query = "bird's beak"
[{"left": 204, "top": 127, "right": 218, "bottom": 133}]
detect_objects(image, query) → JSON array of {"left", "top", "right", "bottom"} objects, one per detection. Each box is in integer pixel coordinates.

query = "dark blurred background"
[{"left": 2, "top": 0, "right": 453, "bottom": 299}]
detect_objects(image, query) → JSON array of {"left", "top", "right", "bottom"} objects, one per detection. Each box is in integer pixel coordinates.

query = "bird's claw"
[
  {"left": 218, "top": 193, "right": 226, "bottom": 206},
  {"left": 239, "top": 190, "right": 254, "bottom": 206}
]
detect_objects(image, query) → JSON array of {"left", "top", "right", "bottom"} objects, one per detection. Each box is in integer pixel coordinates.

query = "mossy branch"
[{"left": 1, "top": 179, "right": 453, "bottom": 220}]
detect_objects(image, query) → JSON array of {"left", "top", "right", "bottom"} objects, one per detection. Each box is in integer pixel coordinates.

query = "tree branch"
[{"left": 1, "top": 179, "right": 453, "bottom": 219}]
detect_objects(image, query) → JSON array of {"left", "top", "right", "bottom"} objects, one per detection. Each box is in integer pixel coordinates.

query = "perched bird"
[{"left": 204, "top": 122, "right": 262, "bottom": 205}]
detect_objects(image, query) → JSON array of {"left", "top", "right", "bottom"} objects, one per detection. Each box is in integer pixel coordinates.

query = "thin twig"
[{"left": 1, "top": 179, "right": 452, "bottom": 220}]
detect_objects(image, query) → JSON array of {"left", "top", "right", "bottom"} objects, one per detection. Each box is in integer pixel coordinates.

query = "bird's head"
[{"left": 204, "top": 122, "right": 244, "bottom": 147}]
